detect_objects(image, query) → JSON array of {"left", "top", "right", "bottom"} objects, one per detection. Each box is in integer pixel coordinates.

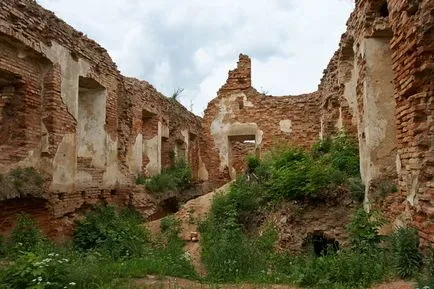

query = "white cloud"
[{"left": 38, "top": 0, "right": 354, "bottom": 115}]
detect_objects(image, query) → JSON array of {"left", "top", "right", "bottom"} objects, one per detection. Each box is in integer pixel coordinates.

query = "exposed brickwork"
[
  {"left": 202, "top": 54, "right": 321, "bottom": 183},
  {"left": 316, "top": 0, "right": 434, "bottom": 243},
  {"left": 0, "top": 0, "right": 203, "bottom": 235},
  {"left": 202, "top": 1, "right": 433, "bottom": 244},
  {"left": 0, "top": 0, "right": 432, "bottom": 244}
]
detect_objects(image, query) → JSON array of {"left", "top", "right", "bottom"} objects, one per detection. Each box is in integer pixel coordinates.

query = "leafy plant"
[
  {"left": 417, "top": 246, "right": 434, "bottom": 288},
  {"left": 391, "top": 227, "right": 422, "bottom": 278},
  {"left": 376, "top": 179, "right": 398, "bottom": 198},
  {"left": 0, "top": 251, "right": 73, "bottom": 289},
  {"left": 348, "top": 177, "right": 365, "bottom": 202},
  {"left": 145, "top": 158, "right": 192, "bottom": 193},
  {"left": 346, "top": 209, "right": 385, "bottom": 252},
  {"left": 73, "top": 205, "right": 148, "bottom": 259},
  {"left": 11, "top": 214, "right": 45, "bottom": 252},
  {"left": 246, "top": 155, "right": 260, "bottom": 173}
]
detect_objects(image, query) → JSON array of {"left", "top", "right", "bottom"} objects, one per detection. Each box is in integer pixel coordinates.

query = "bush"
[
  {"left": 0, "top": 167, "right": 44, "bottom": 200},
  {"left": 0, "top": 251, "right": 73, "bottom": 289},
  {"left": 145, "top": 158, "right": 192, "bottom": 193},
  {"left": 200, "top": 189, "right": 270, "bottom": 282},
  {"left": 73, "top": 205, "right": 148, "bottom": 259},
  {"left": 276, "top": 248, "right": 392, "bottom": 289},
  {"left": 348, "top": 177, "right": 365, "bottom": 203},
  {"left": 376, "top": 180, "right": 398, "bottom": 199},
  {"left": 252, "top": 133, "right": 360, "bottom": 202},
  {"left": 417, "top": 247, "right": 434, "bottom": 288},
  {"left": 246, "top": 155, "right": 260, "bottom": 173},
  {"left": 391, "top": 227, "right": 422, "bottom": 278},
  {"left": 346, "top": 209, "right": 385, "bottom": 252},
  {"left": 11, "top": 214, "right": 45, "bottom": 252}
]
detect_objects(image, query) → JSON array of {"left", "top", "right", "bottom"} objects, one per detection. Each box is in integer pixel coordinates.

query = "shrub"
[
  {"left": 417, "top": 247, "right": 434, "bottom": 288},
  {"left": 73, "top": 205, "right": 148, "bottom": 259},
  {"left": 0, "top": 251, "right": 73, "bottom": 289},
  {"left": 257, "top": 133, "right": 360, "bottom": 202},
  {"left": 376, "top": 180, "right": 398, "bottom": 199},
  {"left": 348, "top": 177, "right": 365, "bottom": 202},
  {"left": 11, "top": 214, "right": 45, "bottom": 252},
  {"left": 0, "top": 167, "right": 43, "bottom": 200},
  {"left": 160, "top": 215, "right": 180, "bottom": 236},
  {"left": 391, "top": 227, "right": 422, "bottom": 278},
  {"left": 327, "top": 133, "right": 360, "bottom": 177},
  {"left": 145, "top": 158, "right": 192, "bottom": 193},
  {"left": 200, "top": 190, "right": 269, "bottom": 282},
  {"left": 276, "top": 248, "right": 393, "bottom": 289},
  {"left": 346, "top": 209, "right": 385, "bottom": 252},
  {"left": 246, "top": 155, "right": 260, "bottom": 173}
]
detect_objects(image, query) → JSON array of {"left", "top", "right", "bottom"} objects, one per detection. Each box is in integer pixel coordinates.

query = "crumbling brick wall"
[
  {"left": 317, "top": 0, "right": 434, "bottom": 243},
  {"left": 203, "top": 0, "right": 433, "bottom": 244},
  {"left": 201, "top": 55, "right": 321, "bottom": 184},
  {"left": 0, "top": 0, "right": 203, "bottom": 235}
]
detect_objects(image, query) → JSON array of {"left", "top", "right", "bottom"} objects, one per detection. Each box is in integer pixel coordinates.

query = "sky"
[{"left": 37, "top": 0, "right": 354, "bottom": 116}]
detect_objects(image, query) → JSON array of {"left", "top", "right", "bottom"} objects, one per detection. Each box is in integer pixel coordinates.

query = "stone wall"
[
  {"left": 201, "top": 55, "right": 321, "bottom": 183},
  {"left": 316, "top": 0, "right": 434, "bottom": 243},
  {"left": 0, "top": 0, "right": 202, "bottom": 236},
  {"left": 0, "top": 0, "right": 432, "bottom": 244},
  {"left": 201, "top": 0, "right": 433, "bottom": 244}
]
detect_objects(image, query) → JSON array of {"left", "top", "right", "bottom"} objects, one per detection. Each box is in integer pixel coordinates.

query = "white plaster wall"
[
  {"left": 40, "top": 41, "right": 127, "bottom": 189},
  {"left": 127, "top": 134, "right": 143, "bottom": 176},
  {"left": 103, "top": 138, "right": 128, "bottom": 186},
  {"left": 181, "top": 129, "right": 189, "bottom": 160},
  {"left": 279, "top": 119, "right": 292, "bottom": 134},
  {"left": 361, "top": 38, "right": 397, "bottom": 189},
  {"left": 210, "top": 93, "right": 263, "bottom": 178},
  {"left": 77, "top": 88, "right": 107, "bottom": 168},
  {"left": 143, "top": 121, "right": 162, "bottom": 176},
  {"left": 42, "top": 42, "right": 90, "bottom": 119},
  {"left": 40, "top": 42, "right": 92, "bottom": 191},
  {"left": 50, "top": 134, "right": 76, "bottom": 192}
]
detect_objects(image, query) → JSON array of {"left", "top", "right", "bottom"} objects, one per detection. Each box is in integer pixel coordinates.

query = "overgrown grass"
[
  {"left": 255, "top": 133, "right": 361, "bottom": 202},
  {"left": 198, "top": 134, "right": 407, "bottom": 288},
  {"left": 137, "top": 158, "right": 192, "bottom": 194},
  {"left": 0, "top": 207, "right": 196, "bottom": 289}
]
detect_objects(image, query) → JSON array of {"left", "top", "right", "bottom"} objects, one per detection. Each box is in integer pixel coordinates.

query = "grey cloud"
[{"left": 38, "top": 0, "right": 353, "bottom": 115}]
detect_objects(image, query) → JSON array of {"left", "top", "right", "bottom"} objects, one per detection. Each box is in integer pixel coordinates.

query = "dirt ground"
[
  {"left": 135, "top": 276, "right": 414, "bottom": 289},
  {"left": 147, "top": 182, "right": 232, "bottom": 275}
]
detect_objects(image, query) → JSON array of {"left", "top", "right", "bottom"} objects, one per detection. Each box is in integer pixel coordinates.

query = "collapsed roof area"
[{"left": 0, "top": 0, "right": 432, "bottom": 244}]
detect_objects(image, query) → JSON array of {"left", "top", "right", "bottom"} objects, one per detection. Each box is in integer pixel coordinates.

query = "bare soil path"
[{"left": 147, "top": 182, "right": 232, "bottom": 275}]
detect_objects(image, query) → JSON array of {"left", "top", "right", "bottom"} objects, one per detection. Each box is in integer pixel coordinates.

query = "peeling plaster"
[
  {"left": 50, "top": 134, "right": 76, "bottom": 192},
  {"left": 279, "top": 119, "right": 292, "bottom": 134},
  {"left": 127, "top": 134, "right": 143, "bottom": 176},
  {"left": 41, "top": 41, "right": 91, "bottom": 119},
  {"left": 144, "top": 121, "right": 162, "bottom": 176},
  {"left": 210, "top": 94, "right": 263, "bottom": 173}
]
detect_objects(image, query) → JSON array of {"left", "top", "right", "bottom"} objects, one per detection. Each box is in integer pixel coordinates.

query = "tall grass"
[{"left": 0, "top": 206, "right": 196, "bottom": 289}]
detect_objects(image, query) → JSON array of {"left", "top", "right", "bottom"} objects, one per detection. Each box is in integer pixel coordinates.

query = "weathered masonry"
[
  {"left": 0, "top": 0, "right": 433, "bottom": 244},
  {"left": 0, "top": 0, "right": 204, "bottom": 236},
  {"left": 202, "top": 0, "right": 434, "bottom": 243}
]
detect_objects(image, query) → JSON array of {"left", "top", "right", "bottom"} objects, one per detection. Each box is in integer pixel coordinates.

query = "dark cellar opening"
[
  {"left": 305, "top": 231, "right": 339, "bottom": 257},
  {"left": 379, "top": 1, "right": 389, "bottom": 17},
  {"left": 161, "top": 197, "right": 179, "bottom": 214},
  {"left": 148, "top": 196, "right": 180, "bottom": 221}
]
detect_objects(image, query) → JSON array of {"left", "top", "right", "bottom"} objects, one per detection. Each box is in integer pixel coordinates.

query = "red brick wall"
[{"left": 202, "top": 54, "right": 321, "bottom": 183}]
